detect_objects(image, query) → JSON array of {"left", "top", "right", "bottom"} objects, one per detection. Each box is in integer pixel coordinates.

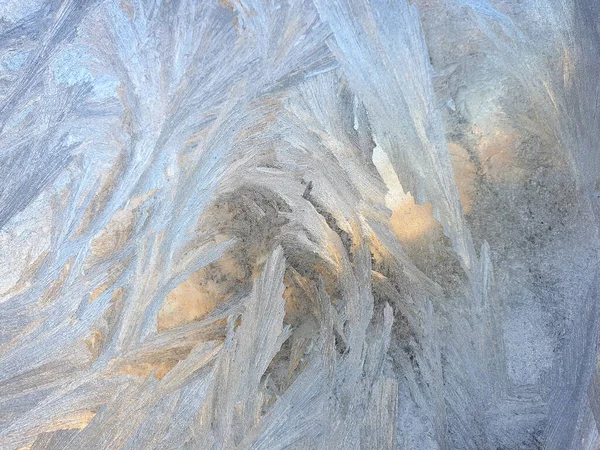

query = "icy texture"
[{"left": 1, "top": 0, "right": 600, "bottom": 449}]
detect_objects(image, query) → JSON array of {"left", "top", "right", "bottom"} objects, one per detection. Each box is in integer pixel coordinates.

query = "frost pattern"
[{"left": 1, "top": 0, "right": 600, "bottom": 449}]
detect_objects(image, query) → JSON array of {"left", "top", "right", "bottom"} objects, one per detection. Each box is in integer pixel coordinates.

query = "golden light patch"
[
  {"left": 86, "top": 189, "right": 155, "bottom": 262},
  {"left": 38, "top": 257, "right": 74, "bottom": 306},
  {"left": 84, "top": 330, "right": 103, "bottom": 360},
  {"left": 90, "top": 208, "right": 134, "bottom": 259},
  {"left": 114, "top": 361, "right": 178, "bottom": 380},
  {"left": 76, "top": 151, "right": 126, "bottom": 237},
  {"left": 388, "top": 196, "right": 436, "bottom": 243},
  {"left": 89, "top": 283, "right": 107, "bottom": 303},
  {"left": 157, "top": 253, "right": 246, "bottom": 332},
  {"left": 43, "top": 410, "right": 97, "bottom": 433},
  {"left": 61, "top": 410, "right": 96, "bottom": 430},
  {"left": 129, "top": 188, "right": 157, "bottom": 209},
  {"left": 157, "top": 274, "right": 220, "bottom": 332},
  {"left": 372, "top": 145, "right": 435, "bottom": 242}
]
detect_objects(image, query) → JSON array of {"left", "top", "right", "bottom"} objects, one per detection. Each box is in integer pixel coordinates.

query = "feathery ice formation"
[{"left": 1, "top": 0, "right": 600, "bottom": 449}]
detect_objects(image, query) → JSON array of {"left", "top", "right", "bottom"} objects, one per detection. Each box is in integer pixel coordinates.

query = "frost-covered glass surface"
[{"left": 1, "top": 1, "right": 600, "bottom": 449}]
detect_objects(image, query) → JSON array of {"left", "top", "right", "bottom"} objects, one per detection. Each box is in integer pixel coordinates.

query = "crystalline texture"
[{"left": 1, "top": 0, "right": 600, "bottom": 449}]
